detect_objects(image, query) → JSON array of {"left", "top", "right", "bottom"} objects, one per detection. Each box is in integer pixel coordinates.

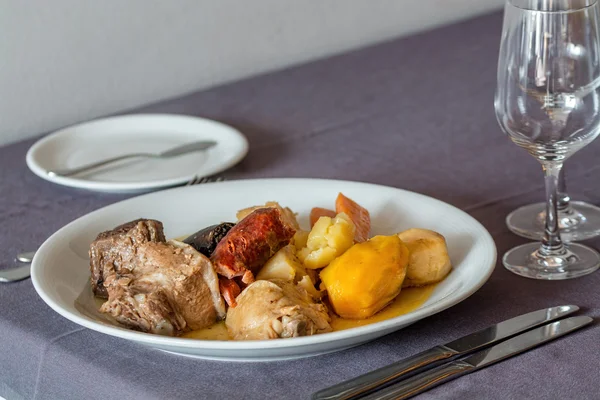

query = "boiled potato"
[
  {"left": 297, "top": 275, "right": 322, "bottom": 299},
  {"left": 257, "top": 245, "right": 306, "bottom": 281},
  {"left": 297, "top": 213, "right": 355, "bottom": 269},
  {"left": 397, "top": 228, "right": 452, "bottom": 287},
  {"left": 292, "top": 230, "right": 309, "bottom": 251},
  {"left": 256, "top": 245, "right": 321, "bottom": 298},
  {"left": 320, "top": 235, "right": 409, "bottom": 319}
]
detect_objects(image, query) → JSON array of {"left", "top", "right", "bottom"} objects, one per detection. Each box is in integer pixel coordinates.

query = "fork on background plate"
[{"left": 186, "top": 175, "right": 225, "bottom": 186}]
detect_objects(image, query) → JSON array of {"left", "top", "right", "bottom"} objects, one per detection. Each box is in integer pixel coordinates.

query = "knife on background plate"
[
  {"left": 359, "top": 315, "right": 592, "bottom": 400},
  {"left": 312, "top": 305, "right": 580, "bottom": 400}
]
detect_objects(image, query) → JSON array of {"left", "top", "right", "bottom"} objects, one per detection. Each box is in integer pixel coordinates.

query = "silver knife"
[
  {"left": 312, "top": 305, "right": 579, "bottom": 400},
  {"left": 360, "top": 315, "right": 593, "bottom": 400}
]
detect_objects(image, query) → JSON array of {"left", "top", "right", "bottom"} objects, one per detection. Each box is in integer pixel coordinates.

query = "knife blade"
[
  {"left": 312, "top": 305, "right": 579, "bottom": 400},
  {"left": 359, "top": 315, "right": 593, "bottom": 400}
]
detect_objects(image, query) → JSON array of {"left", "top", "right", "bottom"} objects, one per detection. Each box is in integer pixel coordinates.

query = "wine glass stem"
[
  {"left": 557, "top": 167, "right": 571, "bottom": 212},
  {"left": 541, "top": 163, "right": 566, "bottom": 255}
]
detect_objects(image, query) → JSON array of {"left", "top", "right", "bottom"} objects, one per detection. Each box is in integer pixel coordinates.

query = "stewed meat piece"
[
  {"left": 226, "top": 279, "right": 332, "bottom": 340},
  {"left": 100, "top": 240, "right": 226, "bottom": 336},
  {"left": 89, "top": 218, "right": 165, "bottom": 298}
]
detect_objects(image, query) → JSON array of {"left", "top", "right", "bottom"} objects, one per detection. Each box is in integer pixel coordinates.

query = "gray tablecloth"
[{"left": 2, "top": 11, "right": 600, "bottom": 400}]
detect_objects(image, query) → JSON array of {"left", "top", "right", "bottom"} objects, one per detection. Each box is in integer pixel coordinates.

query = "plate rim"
[
  {"left": 25, "top": 113, "right": 249, "bottom": 192},
  {"left": 31, "top": 178, "right": 497, "bottom": 352}
]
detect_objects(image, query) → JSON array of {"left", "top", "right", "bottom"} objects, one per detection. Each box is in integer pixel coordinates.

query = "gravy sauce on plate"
[{"left": 182, "top": 284, "right": 437, "bottom": 340}]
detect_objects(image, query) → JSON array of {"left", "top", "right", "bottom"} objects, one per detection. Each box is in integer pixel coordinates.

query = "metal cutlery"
[
  {"left": 0, "top": 264, "right": 32, "bottom": 283},
  {"left": 359, "top": 315, "right": 592, "bottom": 400},
  {"left": 0, "top": 251, "right": 36, "bottom": 282},
  {"left": 186, "top": 175, "right": 225, "bottom": 186},
  {"left": 16, "top": 251, "right": 36, "bottom": 263},
  {"left": 312, "top": 305, "right": 580, "bottom": 400},
  {"left": 47, "top": 140, "right": 217, "bottom": 177}
]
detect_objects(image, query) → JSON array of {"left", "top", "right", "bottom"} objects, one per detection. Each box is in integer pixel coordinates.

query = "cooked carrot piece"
[
  {"left": 335, "top": 193, "right": 371, "bottom": 242},
  {"left": 310, "top": 207, "right": 337, "bottom": 227}
]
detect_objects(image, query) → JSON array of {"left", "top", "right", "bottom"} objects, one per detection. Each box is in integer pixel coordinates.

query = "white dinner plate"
[
  {"left": 31, "top": 178, "right": 496, "bottom": 362},
  {"left": 26, "top": 114, "right": 249, "bottom": 193}
]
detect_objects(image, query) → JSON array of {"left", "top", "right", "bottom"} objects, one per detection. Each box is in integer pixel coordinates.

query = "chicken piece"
[
  {"left": 211, "top": 207, "right": 296, "bottom": 289},
  {"left": 100, "top": 240, "right": 226, "bottom": 336},
  {"left": 397, "top": 228, "right": 452, "bottom": 287},
  {"left": 226, "top": 279, "right": 332, "bottom": 340},
  {"left": 89, "top": 218, "right": 165, "bottom": 298}
]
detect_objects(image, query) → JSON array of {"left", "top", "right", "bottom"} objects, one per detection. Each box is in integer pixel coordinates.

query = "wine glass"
[
  {"left": 495, "top": 0, "right": 600, "bottom": 280},
  {"left": 506, "top": 167, "right": 600, "bottom": 242}
]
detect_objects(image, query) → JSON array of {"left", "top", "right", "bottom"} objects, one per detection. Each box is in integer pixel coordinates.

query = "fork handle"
[
  {"left": 359, "top": 360, "right": 473, "bottom": 400},
  {"left": 47, "top": 153, "right": 153, "bottom": 177},
  {"left": 312, "top": 346, "right": 456, "bottom": 400}
]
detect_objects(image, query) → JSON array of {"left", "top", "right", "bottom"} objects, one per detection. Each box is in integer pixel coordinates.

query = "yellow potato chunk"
[
  {"left": 397, "top": 228, "right": 452, "bottom": 287},
  {"left": 297, "top": 213, "right": 356, "bottom": 269},
  {"left": 320, "top": 235, "right": 409, "bottom": 319}
]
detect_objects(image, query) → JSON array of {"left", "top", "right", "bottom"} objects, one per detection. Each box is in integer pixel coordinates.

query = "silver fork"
[
  {"left": 1, "top": 175, "right": 227, "bottom": 283},
  {"left": 186, "top": 175, "right": 225, "bottom": 186},
  {"left": 47, "top": 140, "right": 217, "bottom": 177}
]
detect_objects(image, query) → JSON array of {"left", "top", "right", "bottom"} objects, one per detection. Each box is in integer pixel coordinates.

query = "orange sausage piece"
[
  {"left": 310, "top": 207, "right": 337, "bottom": 227},
  {"left": 335, "top": 193, "right": 371, "bottom": 242},
  {"left": 211, "top": 207, "right": 296, "bottom": 282},
  {"left": 219, "top": 277, "right": 241, "bottom": 308}
]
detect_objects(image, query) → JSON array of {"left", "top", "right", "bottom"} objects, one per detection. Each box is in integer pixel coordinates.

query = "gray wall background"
[{"left": 0, "top": 0, "right": 503, "bottom": 145}]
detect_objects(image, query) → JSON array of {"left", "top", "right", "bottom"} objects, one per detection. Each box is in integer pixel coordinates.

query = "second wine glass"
[
  {"left": 506, "top": 168, "right": 600, "bottom": 242},
  {"left": 495, "top": 0, "right": 600, "bottom": 280}
]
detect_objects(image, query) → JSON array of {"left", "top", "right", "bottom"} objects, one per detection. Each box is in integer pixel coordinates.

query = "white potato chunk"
[
  {"left": 297, "top": 213, "right": 355, "bottom": 269},
  {"left": 256, "top": 245, "right": 322, "bottom": 299},
  {"left": 397, "top": 228, "right": 452, "bottom": 287},
  {"left": 256, "top": 245, "right": 304, "bottom": 281}
]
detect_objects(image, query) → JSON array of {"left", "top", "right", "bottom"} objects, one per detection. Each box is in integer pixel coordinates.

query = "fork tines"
[{"left": 186, "top": 176, "right": 225, "bottom": 186}]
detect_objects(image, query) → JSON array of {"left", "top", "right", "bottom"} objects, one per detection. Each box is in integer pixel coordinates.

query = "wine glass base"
[
  {"left": 503, "top": 242, "right": 600, "bottom": 280},
  {"left": 506, "top": 201, "right": 600, "bottom": 242}
]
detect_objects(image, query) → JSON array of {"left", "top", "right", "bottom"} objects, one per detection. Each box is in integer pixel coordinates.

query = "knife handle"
[
  {"left": 311, "top": 345, "right": 456, "bottom": 400},
  {"left": 359, "top": 360, "right": 474, "bottom": 400}
]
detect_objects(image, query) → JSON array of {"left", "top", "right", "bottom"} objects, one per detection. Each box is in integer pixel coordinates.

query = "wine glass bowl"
[{"left": 495, "top": 0, "right": 600, "bottom": 279}]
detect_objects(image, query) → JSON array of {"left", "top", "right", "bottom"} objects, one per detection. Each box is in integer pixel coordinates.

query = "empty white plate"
[{"left": 26, "top": 114, "right": 249, "bottom": 192}]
